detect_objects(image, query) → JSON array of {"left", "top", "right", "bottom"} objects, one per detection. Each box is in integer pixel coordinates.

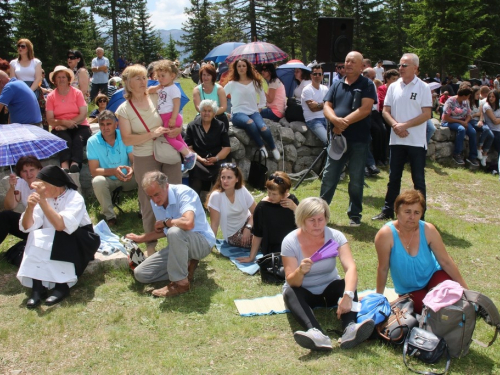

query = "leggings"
[
  {"left": 0, "top": 210, "right": 28, "bottom": 244},
  {"left": 160, "top": 112, "right": 187, "bottom": 152},
  {"left": 283, "top": 278, "right": 358, "bottom": 333}
]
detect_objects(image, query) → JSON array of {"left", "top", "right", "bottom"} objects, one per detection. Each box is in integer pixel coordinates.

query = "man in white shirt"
[
  {"left": 373, "top": 53, "right": 432, "bottom": 221},
  {"left": 90, "top": 47, "right": 110, "bottom": 101},
  {"left": 301, "top": 64, "right": 329, "bottom": 145},
  {"left": 374, "top": 60, "right": 385, "bottom": 81}
]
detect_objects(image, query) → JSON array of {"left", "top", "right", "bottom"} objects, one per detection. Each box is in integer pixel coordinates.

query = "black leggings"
[
  {"left": 52, "top": 126, "right": 92, "bottom": 165},
  {"left": 283, "top": 279, "right": 358, "bottom": 333},
  {"left": 0, "top": 210, "right": 28, "bottom": 244}
]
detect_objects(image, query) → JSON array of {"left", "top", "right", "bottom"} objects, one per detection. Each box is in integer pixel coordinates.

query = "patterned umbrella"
[
  {"left": 225, "top": 42, "right": 288, "bottom": 65},
  {"left": 0, "top": 124, "right": 68, "bottom": 167}
]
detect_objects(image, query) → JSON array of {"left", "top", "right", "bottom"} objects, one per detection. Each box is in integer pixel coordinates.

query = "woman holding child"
[
  {"left": 117, "top": 63, "right": 182, "bottom": 256},
  {"left": 207, "top": 164, "right": 256, "bottom": 248}
]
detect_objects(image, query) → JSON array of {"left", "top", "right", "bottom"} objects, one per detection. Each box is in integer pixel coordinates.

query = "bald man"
[
  {"left": 0, "top": 70, "right": 42, "bottom": 125},
  {"left": 320, "top": 51, "right": 377, "bottom": 227}
]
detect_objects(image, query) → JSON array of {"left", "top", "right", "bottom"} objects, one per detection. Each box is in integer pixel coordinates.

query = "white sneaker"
[
  {"left": 259, "top": 147, "right": 268, "bottom": 158},
  {"left": 340, "top": 319, "right": 375, "bottom": 349},
  {"left": 293, "top": 328, "right": 332, "bottom": 351},
  {"left": 272, "top": 148, "right": 280, "bottom": 160},
  {"left": 481, "top": 156, "right": 487, "bottom": 167}
]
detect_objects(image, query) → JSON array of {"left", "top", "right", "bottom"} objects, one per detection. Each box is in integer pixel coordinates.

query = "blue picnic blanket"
[{"left": 214, "top": 239, "right": 263, "bottom": 275}]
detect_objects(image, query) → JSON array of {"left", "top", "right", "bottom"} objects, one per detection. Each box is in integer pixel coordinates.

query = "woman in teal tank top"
[
  {"left": 192, "top": 64, "right": 229, "bottom": 130},
  {"left": 374, "top": 189, "right": 468, "bottom": 313}
]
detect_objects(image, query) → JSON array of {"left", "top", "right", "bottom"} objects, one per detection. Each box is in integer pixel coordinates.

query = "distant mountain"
[{"left": 158, "top": 29, "right": 189, "bottom": 62}]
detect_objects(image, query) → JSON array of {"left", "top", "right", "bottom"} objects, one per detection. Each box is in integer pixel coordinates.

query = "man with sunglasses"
[
  {"left": 90, "top": 47, "right": 109, "bottom": 101},
  {"left": 372, "top": 53, "right": 432, "bottom": 221},
  {"left": 332, "top": 62, "right": 345, "bottom": 82},
  {"left": 86, "top": 110, "right": 136, "bottom": 226},
  {"left": 301, "top": 64, "right": 329, "bottom": 145}
]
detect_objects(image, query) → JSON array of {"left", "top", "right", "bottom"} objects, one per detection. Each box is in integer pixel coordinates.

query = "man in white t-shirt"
[
  {"left": 301, "top": 64, "right": 329, "bottom": 145},
  {"left": 372, "top": 53, "right": 432, "bottom": 221},
  {"left": 374, "top": 60, "right": 385, "bottom": 81}
]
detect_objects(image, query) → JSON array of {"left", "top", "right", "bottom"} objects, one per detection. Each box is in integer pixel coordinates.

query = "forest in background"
[{"left": 1, "top": 0, "right": 500, "bottom": 78}]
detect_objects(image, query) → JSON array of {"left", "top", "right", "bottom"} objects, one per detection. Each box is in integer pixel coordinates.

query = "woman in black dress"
[{"left": 236, "top": 171, "right": 299, "bottom": 263}]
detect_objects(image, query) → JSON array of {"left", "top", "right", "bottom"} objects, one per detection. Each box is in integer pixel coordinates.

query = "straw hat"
[{"left": 49, "top": 65, "right": 75, "bottom": 84}]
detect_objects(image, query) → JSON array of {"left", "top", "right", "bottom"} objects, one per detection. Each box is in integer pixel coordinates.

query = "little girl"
[{"left": 149, "top": 60, "right": 196, "bottom": 171}]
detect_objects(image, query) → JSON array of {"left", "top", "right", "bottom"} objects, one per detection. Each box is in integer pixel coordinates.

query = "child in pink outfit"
[{"left": 149, "top": 60, "right": 196, "bottom": 171}]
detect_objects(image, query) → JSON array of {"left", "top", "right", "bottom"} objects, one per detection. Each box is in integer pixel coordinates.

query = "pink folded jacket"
[{"left": 422, "top": 280, "right": 464, "bottom": 312}]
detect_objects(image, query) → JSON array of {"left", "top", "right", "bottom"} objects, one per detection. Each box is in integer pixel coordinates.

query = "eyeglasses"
[
  {"left": 220, "top": 162, "right": 237, "bottom": 169},
  {"left": 312, "top": 73, "right": 323, "bottom": 77},
  {"left": 398, "top": 64, "right": 410, "bottom": 68},
  {"left": 97, "top": 99, "right": 108, "bottom": 103},
  {"left": 268, "top": 174, "right": 285, "bottom": 185},
  {"left": 67, "top": 56, "right": 78, "bottom": 60},
  {"left": 337, "top": 65, "right": 345, "bottom": 69},
  {"left": 17, "top": 44, "right": 27, "bottom": 49}
]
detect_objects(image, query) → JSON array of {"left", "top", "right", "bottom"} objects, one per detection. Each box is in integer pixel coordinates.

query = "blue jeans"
[
  {"left": 470, "top": 121, "right": 494, "bottom": 152},
  {"left": 441, "top": 121, "right": 477, "bottom": 159},
  {"left": 320, "top": 141, "right": 369, "bottom": 220},
  {"left": 493, "top": 131, "right": 500, "bottom": 154},
  {"left": 232, "top": 112, "right": 276, "bottom": 149},
  {"left": 305, "top": 117, "right": 328, "bottom": 145},
  {"left": 382, "top": 145, "right": 427, "bottom": 217},
  {"left": 260, "top": 108, "right": 282, "bottom": 122},
  {"left": 426, "top": 120, "right": 436, "bottom": 144}
]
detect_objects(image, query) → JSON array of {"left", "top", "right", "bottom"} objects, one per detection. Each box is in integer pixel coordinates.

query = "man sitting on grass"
[{"left": 125, "top": 171, "right": 215, "bottom": 297}]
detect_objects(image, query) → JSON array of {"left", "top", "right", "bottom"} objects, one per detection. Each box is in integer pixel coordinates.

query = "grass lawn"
[{"left": 1, "top": 161, "right": 499, "bottom": 374}]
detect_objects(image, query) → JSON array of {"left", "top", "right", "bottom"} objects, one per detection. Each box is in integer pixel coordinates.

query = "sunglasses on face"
[
  {"left": 398, "top": 64, "right": 410, "bottom": 68},
  {"left": 97, "top": 99, "right": 108, "bottom": 103},
  {"left": 312, "top": 73, "right": 323, "bottom": 77},
  {"left": 67, "top": 56, "right": 78, "bottom": 60},
  {"left": 268, "top": 174, "right": 285, "bottom": 185},
  {"left": 17, "top": 44, "right": 27, "bottom": 49},
  {"left": 220, "top": 162, "right": 237, "bottom": 169},
  {"left": 337, "top": 65, "right": 345, "bottom": 69}
]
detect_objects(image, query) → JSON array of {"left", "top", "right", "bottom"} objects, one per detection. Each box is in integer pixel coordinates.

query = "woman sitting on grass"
[
  {"left": 374, "top": 189, "right": 468, "bottom": 314},
  {"left": 207, "top": 163, "right": 256, "bottom": 248},
  {"left": 236, "top": 171, "right": 298, "bottom": 263},
  {"left": 282, "top": 197, "right": 373, "bottom": 351}
]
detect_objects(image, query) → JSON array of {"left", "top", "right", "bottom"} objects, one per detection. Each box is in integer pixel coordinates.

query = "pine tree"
[
  {"left": 0, "top": 0, "right": 14, "bottom": 60},
  {"left": 164, "top": 35, "right": 180, "bottom": 61},
  {"left": 180, "top": 0, "right": 213, "bottom": 61},
  {"left": 134, "top": 0, "right": 163, "bottom": 64}
]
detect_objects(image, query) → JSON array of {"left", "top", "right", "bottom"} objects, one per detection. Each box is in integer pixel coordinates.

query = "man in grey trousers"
[{"left": 125, "top": 171, "right": 215, "bottom": 297}]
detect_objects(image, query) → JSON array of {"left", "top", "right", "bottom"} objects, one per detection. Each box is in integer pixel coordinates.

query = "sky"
[{"left": 147, "top": 0, "right": 190, "bottom": 30}]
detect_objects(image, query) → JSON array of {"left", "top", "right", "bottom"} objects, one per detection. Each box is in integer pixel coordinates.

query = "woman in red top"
[{"left": 46, "top": 66, "right": 90, "bottom": 173}]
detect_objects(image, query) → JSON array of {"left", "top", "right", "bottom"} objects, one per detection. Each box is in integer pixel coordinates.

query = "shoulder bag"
[
  {"left": 256, "top": 252, "right": 285, "bottom": 283},
  {"left": 403, "top": 327, "right": 451, "bottom": 374},
  {"left": 128, "top": 100, "right": 181, "bottom": 165},
  {"left": 377, "top": 294, "right": 418, "bottom": 345},
  {"left": 248, "top": 149, "right": 268, "bottom": 190}
]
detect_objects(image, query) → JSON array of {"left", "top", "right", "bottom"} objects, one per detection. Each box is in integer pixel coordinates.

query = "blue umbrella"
[
  {"left": 107, "top": 80, "right": 190, "bottom": 113},
  {"left": 204, "top": 42, "right": 245, "bottom": 63},
  {"left": 0, "top": 124, "right": 67, "bottom": 167},
  {"left": 276, "top": 60, "right": 311, "bottom": 98}
]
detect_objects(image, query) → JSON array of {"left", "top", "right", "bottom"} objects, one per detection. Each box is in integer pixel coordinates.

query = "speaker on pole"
[{"left": 316, "top": 17, "right": 354, "bottom": 64}]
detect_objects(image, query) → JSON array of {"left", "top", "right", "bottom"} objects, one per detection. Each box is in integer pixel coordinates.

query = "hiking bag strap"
[
  {"left": 463, "top": 289, "right": 500, "bottom": 347},
  {"left": 403, "top": 333, "right": 451, "bottom": 375}
]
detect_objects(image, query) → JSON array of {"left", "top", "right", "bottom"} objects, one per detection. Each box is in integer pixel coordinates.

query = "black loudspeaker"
[{"left": 316, "top": 17, "right": 354, "bottom": 64}]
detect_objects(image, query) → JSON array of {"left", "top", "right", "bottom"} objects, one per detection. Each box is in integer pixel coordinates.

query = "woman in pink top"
[
  {"left": 46, "top": 66, "right": 90, "bottom": 173},
  {"left": 260, "top": 63, "right": 286, "bottom": 122}
]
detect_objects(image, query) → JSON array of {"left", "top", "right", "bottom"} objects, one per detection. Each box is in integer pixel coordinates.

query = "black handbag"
[
  {"left": 248, "top": 150, "right": 268, "bottom": 190},
  {"left": 285, "top": 97, "right": 305, "bottom": 122},
  {"left": 256, "top": 252, "right": 285, "bottom": 283},
  {"left": 3, "top": 240, "right": 26, "bottom": 268},
  {"left": 377, "top": 294, "right": 418, "bottom": 345},
  {"left": 403, "top": 327, "right": 451, "bottom": 374}
]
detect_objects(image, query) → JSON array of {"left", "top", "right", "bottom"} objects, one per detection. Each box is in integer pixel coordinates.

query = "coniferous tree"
[
  {"left": 164, "top": 35, "right": 180, "bottom": 61},
  {"left": 0, "top": 0, "right": 14, "bottom": 60},
  {"left": 135, "top": 0, "right": 164, "bottom": 64},
  {"left": 180, "top": 0, "right": 213, "bottom": 61}
]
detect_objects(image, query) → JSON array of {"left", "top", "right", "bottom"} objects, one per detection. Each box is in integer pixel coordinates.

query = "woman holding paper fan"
[{"left": 282, "top": 197, "right": 374, "bottom": 351}]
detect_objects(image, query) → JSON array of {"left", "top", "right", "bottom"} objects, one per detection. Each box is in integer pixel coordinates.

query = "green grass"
[
  {"left": 179, "top": 77, "right": 198, "bottom": 125},
  {"left": 1, "top": 162, "right": 500, "bottom": 374}
]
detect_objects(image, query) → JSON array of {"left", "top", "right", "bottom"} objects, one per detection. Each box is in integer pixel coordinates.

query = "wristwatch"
[
  {"left": 245, "top": 224, "right": 252, "bottom": 230},
  {"left": 344, "top": 291, "right": 354, "bottom": 299}
]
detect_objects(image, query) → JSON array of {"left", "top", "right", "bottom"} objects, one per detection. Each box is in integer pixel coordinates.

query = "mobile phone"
[
  {"left": 338, "top": 298, "right": 361, "bottom": 312},
  {"left": 352, "top": 89, "right": 362, "bottom": 110}
]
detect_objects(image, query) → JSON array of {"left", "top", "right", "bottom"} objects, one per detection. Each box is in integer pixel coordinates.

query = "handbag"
[
  {"left": 403, "top": 327, "right": 451, "bottom": 375},
  {"left": 3, "top": 240, "right": 26, "bottom": 268},
  {"left": 256, "top": 252, "right": 285, "bottom": 283},
  {"left": 248, "top": 150, "right": 268, "bottom": 190},
  {"left": 285, "top": 97, "right": 305, "bottom": 122},
  {"left": 128, "top": 100, "right": 181, "bottom": 165},
  {"left": 377, "top": 294, "right": 418, "bottom": 345}
]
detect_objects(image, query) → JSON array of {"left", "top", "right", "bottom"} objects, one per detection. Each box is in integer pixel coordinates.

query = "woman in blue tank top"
[{"left": 374, "top": 189, "right": 468, "bottom": 313}]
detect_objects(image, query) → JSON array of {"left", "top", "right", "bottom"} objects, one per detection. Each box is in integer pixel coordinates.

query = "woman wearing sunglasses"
[
  {"left": 207, "top": 163, "right": 256, "bottom": 248},
  {"left": 88, "top": 94, "right": 109, "bottom": 124},
  {"left": 67, "top": 50, "right": 90, "bottom": 103},
  {"left": 236, "top": 171, "right": 298, "bottom": 263}
]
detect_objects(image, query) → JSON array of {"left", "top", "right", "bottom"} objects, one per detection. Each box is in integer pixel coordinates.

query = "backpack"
[
  {"left": 420, "top": 289, "right": 500, "bottom": 358},
  {"left": 357, "top": 293, "right": 391, "bottom": 325}
]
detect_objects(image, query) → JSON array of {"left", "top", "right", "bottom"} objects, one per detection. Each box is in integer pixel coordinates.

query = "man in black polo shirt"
[{"left": 320, "top": 51, "right": 376, "bottom": 226}]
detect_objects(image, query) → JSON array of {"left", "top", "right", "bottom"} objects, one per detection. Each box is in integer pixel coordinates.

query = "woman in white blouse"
[
  {"left": 17, "top": 166, "right": 100, "bottom": 309},
  {"left": 207, "top": 163, "right": 256, "bottom": 248},
  {"left": 224, "top": 59, "right": 280, "bottom": 160}
]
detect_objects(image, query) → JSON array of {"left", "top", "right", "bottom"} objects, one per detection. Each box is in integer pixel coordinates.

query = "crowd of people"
[{"left": 0, "top": 40, "right": 485, "bottom": 353}]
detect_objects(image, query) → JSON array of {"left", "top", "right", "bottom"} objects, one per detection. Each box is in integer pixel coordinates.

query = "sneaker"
[
  {"left": 183, "top": 153, "right": 197, "bottom": 171},
  {"left": 260, "top": 147, "right": 268, "bottom": 158},
  {"left": 481, "top": 156, "right": 487, "bottom": 167},
  {"left": 368, "top": 165, "right": 380, "bottom": 175},
  {"left": 69, "top": 164, "right": 80, "bottom": 173},
  {"left": 466, "top": 158, "right": 479, "bottom": 167},
  {"left": 107, "top": 217, "right": 117, "bottom": 227},
  {"left": 293, "top": 328, "right": 333, "bottom": 351},
  {"left": 272, "top": 148, "right": 280, "bottom": 160},
  {"left": 452, "top": 154, "right": 465, "bottom": 165},
  {"left": 340, "top": 319, "right": 375, "bottom": 349},
  {"left": 372, "top": 212, "right": 394, "bottom": 221},
  {"left": 364, "top": 167, "right": 370, "bottom": 177},
  {"left": 349, "top": 217, "right": 361, "bottom": 227},
  {"left": 476, "top": 152, "right": 483, "bottom": 161}
]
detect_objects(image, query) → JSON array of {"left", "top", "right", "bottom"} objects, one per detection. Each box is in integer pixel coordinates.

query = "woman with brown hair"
[
  {"left": 88, "top": 93, "right": 108, "bottom": 124},
  {"left": 207, "top": 163, "right": 256, "bottom": 248},
  {"left": 116, "top": 64, "right": 182, "bottom": 256},
  {"left": 67, "top": 49, "right": 90, "bottom": 103}
]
